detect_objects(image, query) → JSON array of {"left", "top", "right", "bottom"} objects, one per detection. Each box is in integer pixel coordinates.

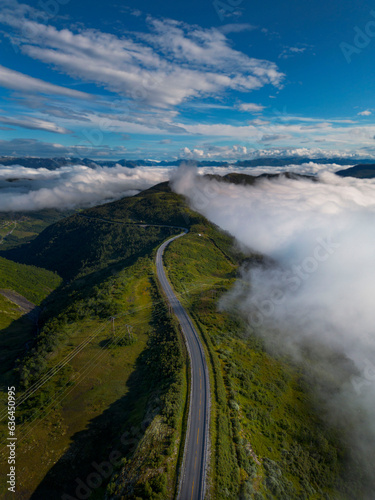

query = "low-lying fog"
[{"left": 172, "top": 165, "right": 375, "bottom": 493}]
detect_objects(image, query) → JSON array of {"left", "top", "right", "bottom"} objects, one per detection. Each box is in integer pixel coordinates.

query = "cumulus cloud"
[
  {"left": 0, "top": 164, "right": 170, "bottom": 211},
  {"left": 278, "top": 46, "right": 306, "bottom": 59},
  {"left": 358, "top": 110, "right": 372, "bottom": 116},
  {"left": 178, "top": 142, "right": 370, "bottom": 163},
  {"left": 172, "top": 167, "right": 375, "bottom": 491},
  {"left": 237, "top": 102, "right": 265, "bottom": 112}
]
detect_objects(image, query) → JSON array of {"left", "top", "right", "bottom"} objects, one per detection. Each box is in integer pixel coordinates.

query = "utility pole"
[
  {"left": 125, "top": 324, "right": 133, "bottom": 342},
  {"left": 111, "top": 317, "right": 116, "bottom": 338}
]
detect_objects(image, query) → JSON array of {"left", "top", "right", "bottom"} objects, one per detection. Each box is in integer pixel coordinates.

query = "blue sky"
[{"left": 0, "top": 0, "right": 375, "bottom": 160}]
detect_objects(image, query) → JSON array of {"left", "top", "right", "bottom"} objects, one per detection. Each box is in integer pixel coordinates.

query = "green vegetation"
[
  {"left": 3, "top": 215, "right": 174, "bottom": 280},
  {"left": 163, "top": 221, "right": 361, "bottom": 499},
  {"left": 0, "top": 209, "right": 72, "bottom": 250},
  {"left": 106, "top": 277, "right": 188, "bottom": 499},
  {"left": 0, "top": 254, "right": 187, "bottom": 499},
  {"left": 0, "top": 181, "right": 366, "bottom": 499},
  {"left": 0, "top": 256, "right": 62, "bottom": 380},
  {"left": 0, "top": 185, "right": 192, "bottom": 499},
  {"left": 1, "top": 183, "right": 204, "bottom": 280},
  {"left": 84, "top": 181, "right": 204, "bottom": 227},
  {"left": 0, "top": 255, "right": 61, "bottom": 304}
]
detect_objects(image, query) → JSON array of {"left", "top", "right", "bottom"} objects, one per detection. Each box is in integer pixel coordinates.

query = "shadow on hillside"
[
  {"left": 0, "top": 219, "right": 176, "bottom": 282},
  {"left": 0, "top": 314, "right": 36, "bottom": 379},
  {"left": 0, "top": 252, "right": 144, "bottom": 384},
  {"left": 30, "top": 347, "right": 152, "bottom": 499},
  {"left": 25, "top": 247, "right": 158, "bottom": 332}
]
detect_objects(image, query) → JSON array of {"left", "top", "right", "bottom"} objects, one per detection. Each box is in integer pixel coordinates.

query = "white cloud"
[
  {"left": 0, "top": 159, "right": 356, "bottom": 213},
  {"left": 248, "top": 118, "right": 270, "bottom": 126},
  {"left": 0, "top": 164, "right": 170, "bottom": 211},
  {"left": 174, "top": 118, "right": 375, "bottom": 153},
  {"left": 171, "top": 168, "right": 375, "bottom": 489},
  {"left": 0, "top": 64, "right": 91, "bottom": 100},
  {"left": 0, "top": 2, "right": 284, "bottom": 108},
  {"left": 217, "top": 23, "right": 255, "bottom": 35},
  {"left": 358, "top": 110, "right": 372, "bottom": 116},
  {"left": 0, "top": 116, "right": 71, "bottom": 134},
  {"left": 197, "top": 162, "right": 355, "bottom": 177},
  {"left": 181, "top": 144, "right": 248, "bottom": 159},
  {"left": 237, "top": 102, "right": 265, "bottom": 112},
  {"left": 279, "top": 46, "right": 307, "bottom": 59}
]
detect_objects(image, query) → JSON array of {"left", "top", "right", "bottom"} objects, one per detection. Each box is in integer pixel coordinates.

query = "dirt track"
[{"left": 0, "top": 289, "right": 35, "bottom": 313}]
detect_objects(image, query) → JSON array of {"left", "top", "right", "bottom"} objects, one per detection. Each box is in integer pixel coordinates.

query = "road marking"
[{"left": 156, "top": 231, "right": 209, "bottom": 500}]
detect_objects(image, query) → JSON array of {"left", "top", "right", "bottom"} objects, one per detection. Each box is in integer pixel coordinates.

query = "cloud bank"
[
  {"left": 0, "top": 164, "right": 170, "bottom": 211},
  {"left": 172, "top": 167, "right": 375, "bottom": 492},
  {"left": 0, "top": 162, "right": 356, "bottom": 212}
]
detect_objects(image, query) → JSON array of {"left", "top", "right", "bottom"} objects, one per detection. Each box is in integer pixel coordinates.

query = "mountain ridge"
[
  {"left": 1, "top": 156, "right": 374, "bottom": 169},
  {"left": 335, "top": 163, "right": 375, "bottom": 178}
]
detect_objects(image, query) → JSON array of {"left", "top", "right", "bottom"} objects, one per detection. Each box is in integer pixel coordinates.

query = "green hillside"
[
  {"left": 0, "top": 209, "right": 73, "bottom": 250},
  {"left": 85, "top": 181, "right": 204, "bottom": 226},
  {"left": 0, "top": 256, "right": 61, "bottom": 305},
  {"left": 0, "top": 185, "right": 195, "bottom": 499},
  {"left": 162, "top": 228, "right": 361, "bottom": 499},
  {"left": 0, "top": 182, "right": 368, "bottom": 499},
  {"left": 0, "top": 257, "right": 62, "bottom": 378},
  {"left": 2, "top": 184, "right": 204, "bottom": 280}
]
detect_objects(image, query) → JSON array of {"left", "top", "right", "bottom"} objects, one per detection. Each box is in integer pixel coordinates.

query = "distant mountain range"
[
  {"left": 335, "top": 164, "right": 375, "bottom": 178},
  {"left": 1, "top": 156, "right": 375, "bottom": 169},
  {"left": 0, "top": 157, "right": 230, "bottom": 169}
]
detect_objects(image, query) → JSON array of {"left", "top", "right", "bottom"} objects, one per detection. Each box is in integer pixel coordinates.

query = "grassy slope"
[
  {"left": 0, "top": 181, "right": 363, "bottom": 499},
  {"left": 1, "top": 183, "right": 203, "bottom": 281},
  {"left": 0, "top": 256, "right": 187, "bottom": 500},
  {"left": 0, "top": 257, "right": 62, "bottom": 383},
  {"left": 0, "top": 256, "right": 61, "bottom": 305},
  {"left": 163, "top": 222, "right": 360, "bottom": 500},
  {"left": 0, "top": 210, "right": 73, "bottom": 250},
  {"left": 0, "top": 185, "right": 194, "bottom": 499}
]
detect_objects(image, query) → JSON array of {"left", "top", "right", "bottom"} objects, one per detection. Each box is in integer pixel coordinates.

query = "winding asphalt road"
[
  {"left": 77, "top": 214, "right": 210, "bottom": 498},
  {"left": 156, "top": 233, "right": 210, "bottom": 500}
]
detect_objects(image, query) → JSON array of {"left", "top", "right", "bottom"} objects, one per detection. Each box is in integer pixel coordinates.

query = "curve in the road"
[
  {"left": 156, "top": 233, "right": 210, "bottom": 500},
  {"left": 77, "top": 214, "right": 210, "bottom": 498}
]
